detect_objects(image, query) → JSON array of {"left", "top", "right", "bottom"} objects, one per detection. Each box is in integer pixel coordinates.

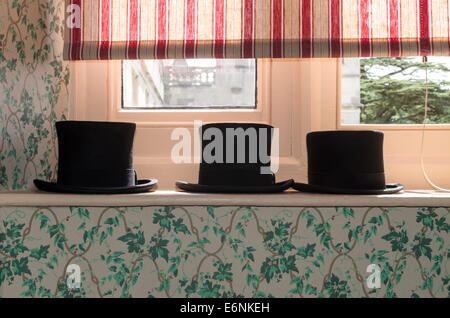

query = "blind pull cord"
[{"left": 420, "top": 56, "right": 450, "bottom": 192}]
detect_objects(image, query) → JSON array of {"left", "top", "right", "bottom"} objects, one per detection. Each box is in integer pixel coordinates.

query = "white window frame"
[
  {"left": 111, "top": 60, "right": 266, "bottom": 124},
  {"left": 70, "top": 59, "right": 336, "bottom": 190},
  {"left": 69, "top": 58, "right": 450, "bottom": 190},
  {"left": 336, "top": 60, "right": 450, "bottom": 190}
]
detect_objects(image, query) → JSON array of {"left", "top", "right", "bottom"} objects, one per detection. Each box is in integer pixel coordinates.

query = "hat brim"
[
  {"left": 292, "top": 182, "right": 404, "bottom": 195},
  {"left": 176, "top": 179, "right": 294, "bottom": 193},
  {"left": 33, "top": 179, "right": 158, "bottom": 194}
]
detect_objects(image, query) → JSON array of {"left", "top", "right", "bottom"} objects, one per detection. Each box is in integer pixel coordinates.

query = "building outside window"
[{"left": 123, "top": 59, "right": 256, "bottom": 109}]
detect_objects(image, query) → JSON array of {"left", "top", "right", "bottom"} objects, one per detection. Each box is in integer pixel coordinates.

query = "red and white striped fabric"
[{"left": 64, "top": 0, "right": 450, "bottom": 60}]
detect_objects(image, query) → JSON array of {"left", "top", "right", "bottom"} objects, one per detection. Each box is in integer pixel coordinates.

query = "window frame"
[
  {"left": 335, "top": 59, "right": 450, "bottom": 190},
  {"left": 121, "top": 60, "right": 258, "bottom": 110},
  {"left": 69, "top": 59, "right": 321, "bottom": 190},
  {"left": 69, "top": 58, "right": 450, "bottom": 190},
  {"left": 337, "top": 60, "right": 450, "bottom": 131},
  {"left": 107, "top": 60, "right": 269, "bottom": 127}
]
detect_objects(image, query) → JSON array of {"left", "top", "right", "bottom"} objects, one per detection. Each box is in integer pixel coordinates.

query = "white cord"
[{"left": 420, "top": 56, "right": 450, "bottom": 192}]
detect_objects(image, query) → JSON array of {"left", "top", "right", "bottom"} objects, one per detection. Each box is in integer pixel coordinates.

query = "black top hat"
[
  {"left": 34, "top": 121, "right": 157, "bottom": 194},
  {"left": 292, "top": 130, "right": 403, "bottom": 194},
  {"left": 176, "top": 123, "right": 293, "bottom": 193}
]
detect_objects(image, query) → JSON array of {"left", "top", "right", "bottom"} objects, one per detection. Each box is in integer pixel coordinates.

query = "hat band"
[
  {"left": 199, "top": 165, "right": 275, "bottom": 186},
  {"left": 308, "top": 171, "right": 386, "bottom": 190},
  {"left": 57, "top": 169, "right": 136, "bottom": 188}
]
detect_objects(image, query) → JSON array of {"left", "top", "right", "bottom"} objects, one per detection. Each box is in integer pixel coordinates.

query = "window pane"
[
  {"left": 341, "top": 57, "right": 450, "bottom": 124},
  {"left": 122, "top": 59, "right": 256, "bottom": 109}
]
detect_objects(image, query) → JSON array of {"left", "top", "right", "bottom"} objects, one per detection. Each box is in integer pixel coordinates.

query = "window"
[
  {"left": 70, "top": 59, "right": 305, "bottom": 189},
  {"left": 337, "top": 57, "right": 450, "bottom": 190},
  {"left": 122, "top": 59, "right": 256, "bottom": 109},
  {"left": 341, "top": 57, "right": 450, "bottom": 125},
  {"left": 70, "top": 58, "right": 450, "bottom": 189}
]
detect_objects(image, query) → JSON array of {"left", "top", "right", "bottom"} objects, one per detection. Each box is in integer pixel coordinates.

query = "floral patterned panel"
[
  {"left": 0, "top": 0, "right": 69, "bottom": 191},
  {"left": 0, "top": 206, "right": 448, "bottom": 298}
]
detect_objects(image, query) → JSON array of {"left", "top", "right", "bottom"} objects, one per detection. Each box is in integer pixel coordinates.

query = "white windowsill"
[{"left": 0, "top": 189, "right": 449, "bottom": 207}]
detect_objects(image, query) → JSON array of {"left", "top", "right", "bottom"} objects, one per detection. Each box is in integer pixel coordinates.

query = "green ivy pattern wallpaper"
[
  {"left": 0, "top": 0, "right": 69, "bottom": 191},
  {"left": 0, "top": 205, "right": 448, "bottom": 298}
]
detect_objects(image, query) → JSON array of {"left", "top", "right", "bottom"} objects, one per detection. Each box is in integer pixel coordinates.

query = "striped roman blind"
[{"left": 64, "top": 0, "right": 450, "bottom": 60}]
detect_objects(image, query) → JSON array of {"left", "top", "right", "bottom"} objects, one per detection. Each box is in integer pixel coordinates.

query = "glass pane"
[
  {"left": 122, "top": 59, "right": 256, "bottom": 109},
  {"left": 341, "top": 57, "right": 450, "bottom": 124}
]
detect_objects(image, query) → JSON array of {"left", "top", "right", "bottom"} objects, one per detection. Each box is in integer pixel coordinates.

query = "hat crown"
[
  {"left": 56, "top": 121, "right": 136, "bottom": 188},
  {"left": 200, "top": 123, "right": 273, "bottom": 164},
  {"left": 198, "top": 123, "right": 275, "bottom": 186},
  {"left": 307, "top": 130, "right": 386, "bottom": 190}
]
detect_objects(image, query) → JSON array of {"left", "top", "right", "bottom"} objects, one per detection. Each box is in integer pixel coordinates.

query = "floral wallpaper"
[
  {"left": 0, "top": 0, "right": 69, "bottom": 191},
  {"left": 0, "top": 205, "right": 448, "bottom": 298}
]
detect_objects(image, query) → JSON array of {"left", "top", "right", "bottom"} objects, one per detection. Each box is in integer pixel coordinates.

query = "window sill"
[{"left": 0, "top": 189, "right": 449, "bottom": 207}]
